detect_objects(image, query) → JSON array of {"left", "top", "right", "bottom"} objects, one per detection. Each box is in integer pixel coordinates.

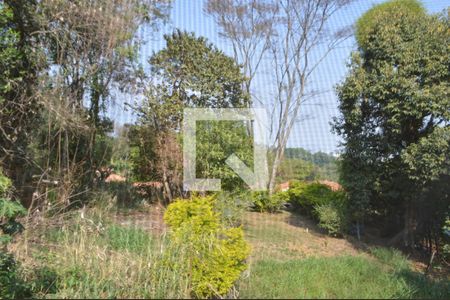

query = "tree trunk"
[
  {"left": 268, "top": 153, "right": 280, "bottom": 195},
  {"left": 162, "top": 168, "right": 172, "bottom": 204},
  {"left": 403, "top": 202, "right": 415, "bottom": 249},
  {"left": 268, "top": 140, "right": 287, "bottom": 195}
]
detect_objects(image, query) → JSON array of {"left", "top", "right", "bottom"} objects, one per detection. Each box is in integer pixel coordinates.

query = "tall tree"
[
  {"left": 136, "top": 31, "right": 252, "bottom": 198},
  {"left": 207, "top": 0, "right": 351, "bottom": 194},
  {"left": 37, "top": 0, "right": 169, "bottom": 204},
  {"left": 267, "top": 0, "right": 352, "bottom": 194},
  {"left": 334, "top": 0, "right": 449, "bottom": 248},
  {"left": 205, "top": 0, "right": 277, "bottom": 98}
]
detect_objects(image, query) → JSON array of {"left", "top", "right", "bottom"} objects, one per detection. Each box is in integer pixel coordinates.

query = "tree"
[
  {"left": 205, "top": 0, "right": 277, "bottom": 97},
  {"left": 334, "top": 0, "right": 449, "bottom": 248},
  {"left": 207, "top": 0, "right": 352, "bottom": 194},
  {"left": 135, "top": 31, "right": 252, "bottom": 199},
  {"left": 205, "top": 0, "right": 277, "bottom": 139},
  {"left": 283, "top": 147, "right": 339, "bottom": 181},
  {"left": 196, "top": 121, "right": 254, "bottom": 191},
  {"left": 266, "top": 0, "right": 352, "bottom": 194},
  {"left": 0, "top": 1, "right": 43, "bottom": 191},
  {"left": 36, "top": 0, "right": 169, "bottom": 198},
  {"left": 277, "top": 158, "right": 317, "bottom": 182},
  {"left": 0, "top": 0, "right": 170, "bottom": 208},
  {"left": 143, "top": 30, "right": 250, "bottom": 126}
]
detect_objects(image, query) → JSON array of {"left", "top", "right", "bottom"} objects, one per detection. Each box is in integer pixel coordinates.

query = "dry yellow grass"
[{"left": 243, "top": 211, "right": 361, "bottom": 261}]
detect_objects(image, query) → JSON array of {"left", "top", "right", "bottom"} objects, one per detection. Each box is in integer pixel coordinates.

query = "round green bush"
[
  {"left": 164, "top": 195, "right": 251, "bottom": 298},
  {"left": 250, "top": 191, "right": 287, "bottom": 213}
]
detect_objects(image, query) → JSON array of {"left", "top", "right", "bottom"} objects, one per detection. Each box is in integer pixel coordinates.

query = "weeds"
[{"left": 12, "top": 199, "right": 191, "bottom": 298}]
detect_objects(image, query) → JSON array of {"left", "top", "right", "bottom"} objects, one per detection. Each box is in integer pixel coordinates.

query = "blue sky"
[{"left": 111, "top": 0, "right": 449, "bottom": 154}]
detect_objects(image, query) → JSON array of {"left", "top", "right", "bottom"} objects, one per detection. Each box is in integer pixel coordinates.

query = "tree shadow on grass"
[
  {"left": 394, "top": 268, "right": 450, "bottom": 299},
  {"left": 284, "top": 209, "right": 335, "bottom": 238}
]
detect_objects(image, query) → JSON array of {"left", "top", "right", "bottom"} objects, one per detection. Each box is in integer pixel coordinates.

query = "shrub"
[
  {"left": 103, "top": 182, "right": 140, "bottom": 208},
  {"left": 0, "top": 172, "right": 12, "bottom": 194},
  {"left": 0, "top": 169, "right": 31, "bottom": 298},
  {"left": 0, "top": 251, "right": 32, "bottom": 298},
  {"left": 214, "top": 191, "right": 253, "bottom": 227},
  {"left": 164, "top": 195, "right": 251, "bottom": 298},
  {"left": 0, "top": 168, "right": 27, "bottom": 241},
  {"left": 30, "top": 266, "right": 59, "bottom": 295},
  {"left": 250, "top": 191, "right": 286, "bottom": 213},
  {"left": 288, "top": 181, "right": 345, "bottom": 217},
  {"left": 0, "top": 200, "right": 26, "bottom": 239},
  {"left": 315, "top": 202, "right": 348, "bottom": 236},
  {"left": 272, "top": 191, "right": 290, "bottom": 209}
]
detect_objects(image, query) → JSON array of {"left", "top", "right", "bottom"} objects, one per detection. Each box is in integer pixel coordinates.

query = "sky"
[{"left": 110, "top": 0, "right": 449, "bottom": 154}]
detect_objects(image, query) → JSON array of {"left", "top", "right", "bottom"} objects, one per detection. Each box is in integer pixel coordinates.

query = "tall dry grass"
[{"left": 11, "top": 193, "right": 193, "bottom": 298}]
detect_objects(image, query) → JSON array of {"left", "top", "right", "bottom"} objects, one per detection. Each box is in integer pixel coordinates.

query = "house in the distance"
[
  {"left": 275, "top": 180, "right": 343, "bottom": 192},
  {"left": 317, "top": 180, "right": 342, "bottom": 192}
]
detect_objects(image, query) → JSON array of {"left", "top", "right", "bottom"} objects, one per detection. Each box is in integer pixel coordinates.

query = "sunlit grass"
[
  {"left": 239, "top": 252, "right": 450, "bottom": 299},
  {"left": 15, "top": 206, "right": 191, "bottom": 299}
]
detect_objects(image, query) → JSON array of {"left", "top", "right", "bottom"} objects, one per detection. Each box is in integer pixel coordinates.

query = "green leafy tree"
[
  {"left": 282, "top": 148, "right": 339, "bottom": 182},
  {"left": 0, "top": 1, "right": 42, "bottom": 189},
  {"left": 128, "top": 125, "right": 158, "bottom": 182},
  {"left": 277, "top": 159, "right": 317, "bottom": 182},
  {"left": 135, "top": 31, "right": 252, "bottom": 197},
  {"left": 1, "top": 0, "right": 171, "bottom": 207},
  {"left": 34, "top": 0, "right": 168, "bottom": 193},
  {"left": 196, "top": 121, "right": 253, "bottom": 191},
  {"left": 334, "top": 0, "right": 449, "bottom": 248}
]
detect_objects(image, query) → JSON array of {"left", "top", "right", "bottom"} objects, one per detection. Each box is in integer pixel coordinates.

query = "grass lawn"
[
  {"left": 240, "top": 212, "right": 450, "bottom": 299},
  {"left": 239, "top": 255, "right": 450, "bottom": 299}
]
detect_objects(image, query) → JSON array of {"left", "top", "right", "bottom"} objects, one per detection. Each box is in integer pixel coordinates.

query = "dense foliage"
[
  {"left": 133, "top": 31, "right": 253, "bottom": 197},
  {"left": 278, "top": 148, "right": 339, "bottom": 182},
  {"left": 314, "top": 202, "right": 348, "bottom": 237},
  {"left": 288, "top": 182, "right": 344, "bottom": 214},
  {"left": 0, "top": 1, "right": 42, "bottom": 195},
  {"left": 0, "top": 170, "right": 26, "bottom": 244},
  {"left": 287, "top": 181, "right": 348, "bottom": 235},
  {"left": 0, "top": 0, "right": 171, "bottom": 209},
  {"left": 249, "top": 190, "right": 288, "bottom": 213},
  {"left": 164, "top": 195, "right": 251, "bottom": 298},
  {"left": 1, "top": 0, "right": 449, "bottom": 297},
  {"left": 334, "top": 0, "right": 449, "bottom": 250},
  {"left": 0, "top": 170, "right": 30, "bottom": 298}
]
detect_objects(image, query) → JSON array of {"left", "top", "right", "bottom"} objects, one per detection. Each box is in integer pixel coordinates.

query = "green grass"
[
  {"left": 369, "top": 246, "right": 410, "bottom": 270},
  {"left": 105, "top": 224, "right": 155, "bottom": 253},
  {"left": 43, "top": 219, "right": 155, "bottom": 254},
  {"left": 19, "top": 210, "right": 191, "bottom": 299},
  {"left": 239, "top": 253, "right": 450, "bottom": 299},
  {"left": 15, "top": 205, "right": 450, "bottom": 299}
]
